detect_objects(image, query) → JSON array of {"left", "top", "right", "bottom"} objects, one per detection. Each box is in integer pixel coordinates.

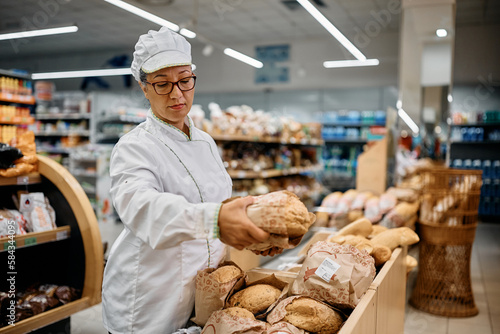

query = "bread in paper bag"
[
  {"left": 267, "top": 296, "right": 343, "bottom": 334},
  {"left": 291, "top": 241, "right": 375, "bottom": 309},
  {"left": 201, "top": 308, "right": 267, "bottom": 334},
  {"left": 191, "top": 262, "right": 244, "bottom": 326},
  {"left": 246, "top": 190, "right": 316, "bottom": 252}
]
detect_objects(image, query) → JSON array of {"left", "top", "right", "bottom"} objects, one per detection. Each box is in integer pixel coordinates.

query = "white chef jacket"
[{"left": 102, "top": 110, "right": 232, "bottom": 334}]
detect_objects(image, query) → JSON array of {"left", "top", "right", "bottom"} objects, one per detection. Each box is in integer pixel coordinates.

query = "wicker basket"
[
  {"left": 411, "top": 168, "right": 482, "bottom": 317},
  {"left": 410, "top": 220, "right": 478, "bottom": 317},
  {"left": 419, "top": 168, "right": 482, "bottom": 226}
]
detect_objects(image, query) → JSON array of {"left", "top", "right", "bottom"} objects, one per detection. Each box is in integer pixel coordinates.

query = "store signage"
[{"left": 255, "top": 44, "right": 290, "bottom": 84}]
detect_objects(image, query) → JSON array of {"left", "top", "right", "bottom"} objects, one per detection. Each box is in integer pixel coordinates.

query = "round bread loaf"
[
  {"left": 223, "top": 307, "right": 256, "bottom": 320},
  {"left": 210, "top": 265, "right": 241, "bottom": 283},
  {"left": 283, "top": 297, "right": 343, "bottom": 334},
  {"left": 228, "top": 284, "right": 281, "bottom": 314}
]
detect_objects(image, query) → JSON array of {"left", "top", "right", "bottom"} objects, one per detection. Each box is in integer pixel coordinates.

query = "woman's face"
[{"left": 140, "top": 65, "right": 195, "bottom": 127}]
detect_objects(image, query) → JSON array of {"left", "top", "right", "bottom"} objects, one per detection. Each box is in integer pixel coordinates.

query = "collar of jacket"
[{"left": 148, "top": 109, "right": 194, "bottom": 141}]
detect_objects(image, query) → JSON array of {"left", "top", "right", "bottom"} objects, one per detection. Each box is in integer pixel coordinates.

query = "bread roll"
[
  {"left": 370, "top": 244, "right": 392, "bottom": 266},
  {"left": 370, "top": 227, "right": 420, "bottom": 251},
  {"left": 210, "top": 265, "right": 241, "bottom": 283},
  {"left": 228, "top": 284, "right": 281, "bottom": 314},
  {"left": 223, "top": 307, "right": 256, "bottom": 320},
  {"left": 336, "top": 217, "right": 373, "bottom": 237},
  {"left": 283, "top": 297, "right": 343, "bottom": 334}
]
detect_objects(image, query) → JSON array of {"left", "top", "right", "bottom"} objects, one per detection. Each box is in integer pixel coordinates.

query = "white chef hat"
[{"left": 131, "top": 26, "right": 192, "bottom": 82}]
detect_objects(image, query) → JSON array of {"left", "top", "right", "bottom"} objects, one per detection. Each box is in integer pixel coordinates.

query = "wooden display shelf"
[
  {"left": 0, "top": 116, "right": 35, "bottom": 125},
  {"left": 0, "top": 226, "right": 70, "bottom": 251},
  {"left": 0, "top": 172, "right": 42, "bottom": 186},
  {"left": 0, "top": 92, "right": 35, "bottom": 105},
  {"left": 0, "top": 297, "right": 91, "bottom": 334},
  {"left": 212, "top": 134, "right": 324, "bottom": 146},
  {"left": 227, "top": 165, "right": 321, "bottom": 179}
]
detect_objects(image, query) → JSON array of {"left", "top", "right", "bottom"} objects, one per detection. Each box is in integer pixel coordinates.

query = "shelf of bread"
[
  {"left": 212, "top": 134, "right": 324, "bottom": 146},
  {"left": 0, "top": 92, "right": 35, "bottom": 105},
  {"left": 0, "top": 297, "right": 91, "bottom": 334},
  {"left": 0, "top": 225, "right": 70, "bottom": 252},
  {"left": 227, "top": 165, "right": 322, "bottom": 179},
  {"left": 0, "top": 172, "right": 42, "bottom": 186}
]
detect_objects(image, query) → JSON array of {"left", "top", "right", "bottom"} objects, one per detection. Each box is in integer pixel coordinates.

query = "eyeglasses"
[{"left": 145, "top": 76, "right": 197, "bottom": 95}]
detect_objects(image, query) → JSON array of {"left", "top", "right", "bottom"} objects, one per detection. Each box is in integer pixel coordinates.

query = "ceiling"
[{"left": 0, "top": 0, "right": 499, "bottom": 63}]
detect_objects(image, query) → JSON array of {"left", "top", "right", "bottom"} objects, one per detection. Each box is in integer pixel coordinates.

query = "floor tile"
[
  {"left": 405, "top": 307, "right": 448, "bottom": 334},
  {"left": 448, "top": 322, "right": 492, "bottom": 334}
]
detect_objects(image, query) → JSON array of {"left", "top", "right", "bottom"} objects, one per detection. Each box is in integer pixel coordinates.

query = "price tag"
[
  {"left": 24, "top": 237, "right": 37, "bottom": 246},
  {"left": 315, "top": 257, "right": 341, "bottom": 283},
  {"left": 311, "top": 139, "right": 318, "bottom": 145},
  {"left": 290, "top": 137, "right": 297, "bottom": 144},
  {"left": 261, "top": 171, "right": 268, "bottom": 178},
  {"left": 301, "top": 139, "right": 307, "bottom": 145},
  {"left": 4, "top": 241, "right": 16, "bottom": 250},
  {"left": 56, "top": 231, "right": 69, "bottom": 240},
  {"left": 17, "top": 176, "right": 29, "bottom": 185}
]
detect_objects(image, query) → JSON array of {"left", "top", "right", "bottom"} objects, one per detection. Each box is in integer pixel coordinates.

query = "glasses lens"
[
  {"left": 178, "top": 77, "right": 195, "bottom": 91},
  {"left": 154, "top": 82, "right": 173, "bottom": 95}
]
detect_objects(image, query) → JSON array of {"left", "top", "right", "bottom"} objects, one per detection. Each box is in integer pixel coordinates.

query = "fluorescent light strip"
[
  {"left": 180, "top": 28, "right": 196, "bottom": 39},
  {"left": 323, "top": 59, "right": 379, "bottom": 68},
  {"left": 297, "top": 0, "right": 366, "bottom": 61},
  {"left": 104, "top": 0, "right": 179, "bottom": 31},
  {"left": 398, "top": 108, "right": 419, "bottom": 134},
  {"left": 0, "top": 26, "right": 78, "bottom": 41},
  {"left": 32, "top": 68, "right": 132, "bottom": 80},
  {"left": 223, "top": 48, "right": 263, "bottom": 68}
]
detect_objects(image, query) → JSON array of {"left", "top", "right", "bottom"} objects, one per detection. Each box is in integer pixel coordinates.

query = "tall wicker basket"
[{"left": 410, "top": 168, "right": 482, "bottom": 317}]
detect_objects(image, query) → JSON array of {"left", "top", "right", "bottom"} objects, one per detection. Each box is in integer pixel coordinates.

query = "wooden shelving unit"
[
  {"left": 227, "top": 165, "right": 322, "bottom": 179},
  {"left": 0, "top": 155, "right": 103, "bottom": 333}
]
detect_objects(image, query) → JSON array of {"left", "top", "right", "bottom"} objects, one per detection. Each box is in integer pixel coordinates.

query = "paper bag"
[
  {"left": 191, "top": 262, "right": 245, "bottom": 326},
  {"left": 201, "top": 310, "right": 267, "bottom": 334},
  {"left": 291, "top": 241, "right": 375, "bottom": 309}
]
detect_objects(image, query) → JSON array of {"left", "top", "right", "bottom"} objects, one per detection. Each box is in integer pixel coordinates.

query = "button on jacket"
[{"left": 102, "top": 110, "right": 232, "bottom": 333}]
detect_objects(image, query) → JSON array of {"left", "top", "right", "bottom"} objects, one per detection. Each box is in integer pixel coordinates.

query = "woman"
[{"left": 102, "top": 27, "right": 274, "bottom": 333}]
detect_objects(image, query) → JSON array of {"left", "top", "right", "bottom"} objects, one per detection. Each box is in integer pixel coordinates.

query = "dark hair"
[{"left": 139, "top": 68, "right": 147, "bottom": 84}]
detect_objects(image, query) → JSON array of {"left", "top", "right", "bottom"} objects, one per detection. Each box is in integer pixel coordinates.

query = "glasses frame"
[{"left": 145, "top": 75, "right": 197, "bottom": 95}]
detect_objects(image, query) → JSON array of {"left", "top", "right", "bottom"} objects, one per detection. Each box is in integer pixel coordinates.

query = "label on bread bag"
[{"left": 315, "top": 257, "right": 341, "bottom": 283}]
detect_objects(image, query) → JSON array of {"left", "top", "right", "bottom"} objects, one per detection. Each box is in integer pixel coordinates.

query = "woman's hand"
[
  {"left": 251, "top": 247, "right": 284, "bottom": 257},
  {"left": 218, "top": 196, "right": 269, "bottom": 250}
]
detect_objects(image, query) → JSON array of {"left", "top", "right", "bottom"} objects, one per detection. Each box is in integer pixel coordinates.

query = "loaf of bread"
[
  {"left": 228, "top": 284, "right": 281, "bottom": 314},
  {"left": 246, "top": 190, "right": 316, "bottom": 251},
  {"left": 336, "top": 217, "right": 373, "bottom": 237},
  {"left": 370, "top": 227, "right": 419, "bottom": 250},
  {"left": 283, "top": 297, "right": 343, "bottom": 334},
  {"left": 371, "top": 244, "right": 392, "bottom": 266},
  {"left": 223, "top": 307, "right": 256, "bottom": 320},
  {"left": 368, "top": 224, "right": 388, "bottom": 238},
  {"left": 210, "top": 265, "right": 241, "bottom": 283}
]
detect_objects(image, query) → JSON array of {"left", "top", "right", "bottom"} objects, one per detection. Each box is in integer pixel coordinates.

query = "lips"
[{"left": 169, "top": 104, "right": 185, "bottom": 110}]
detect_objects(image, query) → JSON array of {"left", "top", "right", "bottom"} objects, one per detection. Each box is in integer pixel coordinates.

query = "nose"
[{"left": 169, "top": 83, "right": 183, "bottom": 98}]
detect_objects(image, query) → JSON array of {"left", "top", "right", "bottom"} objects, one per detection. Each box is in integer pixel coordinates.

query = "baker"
[{"left": 101, "top": 27, "right": 279, "bottom": 333}]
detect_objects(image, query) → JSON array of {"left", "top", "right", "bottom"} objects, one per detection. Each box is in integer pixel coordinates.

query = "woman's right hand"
[{"left": 218, "top": 196, "right": 270, "bottom": 250}]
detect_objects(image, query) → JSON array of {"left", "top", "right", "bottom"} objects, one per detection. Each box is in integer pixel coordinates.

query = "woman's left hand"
[{"left": 251, "top": 247, "right": 284, "bottom": 257}]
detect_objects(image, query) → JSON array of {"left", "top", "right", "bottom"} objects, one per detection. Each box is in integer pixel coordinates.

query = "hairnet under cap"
[{"left": 131, "top": 26, "right": 192, "bottom": 82}]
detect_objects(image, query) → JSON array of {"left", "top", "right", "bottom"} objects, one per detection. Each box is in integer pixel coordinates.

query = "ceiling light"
[
  {"left": 323, "top": 59, "right": 379, "bottom": 68},
  {"left": 32, "top": 68, "right": 132, "bottom": 80},
  {"left": 223, "top": 48, "right": 263, "bottom": 68},
  {"left": 104, "top": 0, "right": 179, "bottom": 31},
  {"left": 0, "top": 25, "right": 78, "bottom": 41},
  {"left": 179, "top": 28, "right": 196, "bottom": 39},
  {"left": 296, "top": 0, "right": 366, "bottom": 61},
  {"left": 436, "top": 29, "right": 447, "bottom": 38},
  {"left": 398, "top": 108, "right": 419, "bottom": 134}
]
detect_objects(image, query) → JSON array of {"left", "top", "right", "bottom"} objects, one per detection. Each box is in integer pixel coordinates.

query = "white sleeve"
[{"left": 109, "top": 136, "right": 221, "bottom": 250}]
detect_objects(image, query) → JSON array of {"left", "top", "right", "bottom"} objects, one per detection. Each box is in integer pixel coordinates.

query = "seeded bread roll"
[
  {"left": 283, "top": 297, "right": 343, "bottom": 334},
  {"left": 228, "top": 284, "right": 281, "bottom": 314},
  {"left": 223, "top": 307, "right": 256, "bottom": 320},
  {"left": 210, "top": 265, "right": 241, "bottom": 283}
]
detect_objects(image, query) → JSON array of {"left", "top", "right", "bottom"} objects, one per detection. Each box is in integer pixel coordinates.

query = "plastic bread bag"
[
  {"left": 364, "top": 196, "right": 382, "bottom": 223},
  {"left": 19, "top": 193, "right": 57, "bottom": 232},
  {"left": 378, "top": 192, "right": 398, "bottom": 215},
  {"left": 0, "top": 209, "right": 28, "bottom": 237}
]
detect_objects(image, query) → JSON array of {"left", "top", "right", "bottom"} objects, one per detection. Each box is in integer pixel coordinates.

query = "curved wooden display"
[
  {"left": 0, "top": 155, "right": 103, "bottom": 333},
  {"left": 37, "top": 155, "right": 104, "bottom": 305}
]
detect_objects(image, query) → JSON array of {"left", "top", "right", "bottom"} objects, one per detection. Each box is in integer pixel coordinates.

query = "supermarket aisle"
[
  {"left": 405, "top": 222, "right": 500, "bottom": 334},
  {"left": 69, "top": 222, "right": 500, "bottom": 334}
]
